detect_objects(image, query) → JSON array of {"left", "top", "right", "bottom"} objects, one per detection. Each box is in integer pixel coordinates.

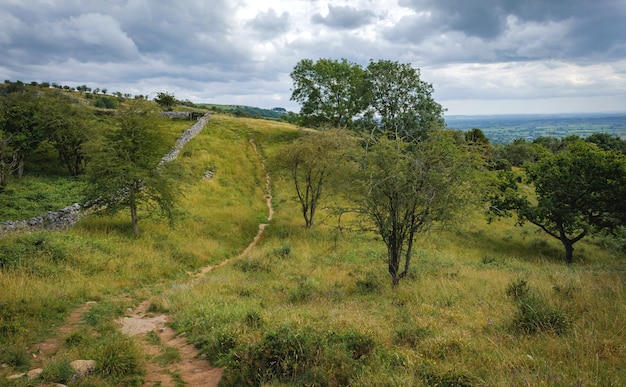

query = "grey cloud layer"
[{"left": 0, "top": 0, "right": 624, "bottom": 114}]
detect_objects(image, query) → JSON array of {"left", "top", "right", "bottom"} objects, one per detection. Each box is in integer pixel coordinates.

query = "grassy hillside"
[{"left": 1, "top": 113, "right": 625, "bottom": 386}]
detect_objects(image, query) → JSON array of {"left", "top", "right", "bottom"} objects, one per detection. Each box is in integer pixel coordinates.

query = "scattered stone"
[
  {"left": 7, "top": 373, "right": 25, "bottom": 380},
  {"left": 70, "top": 360, "right": 96, "bottom": 377},
  {"left": 27, "top": 368, "right": 43, "bottom": 379}
]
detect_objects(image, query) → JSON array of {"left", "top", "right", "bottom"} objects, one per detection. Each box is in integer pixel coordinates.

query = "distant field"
[{"left": 445, "top": 113, "right": 626, "bottom": 144}]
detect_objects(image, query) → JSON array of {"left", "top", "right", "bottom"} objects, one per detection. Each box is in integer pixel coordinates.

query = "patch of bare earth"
[{"left": 118, "top": 300, "right": 222, "bottom": 387}]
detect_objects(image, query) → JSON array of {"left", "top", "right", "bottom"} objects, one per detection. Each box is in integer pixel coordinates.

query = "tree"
[
  {"left": 84, "top": 101, "right": 178, "bottom": 236},
  {"left": 364, "top": 60, "right": 444, "bottom": 142},
  {"left": 0, "top": 91, "right": 47, "bottom": 178},
  {"left": 487, "top": 140, "right": 626, "bottom": 264},
  {"left": 154, "top": 92, "right": 177, "bottom": 110},
  {"left": 585, "top": 132, "right": 626, "bottom": 153},
  {"left": 45, "top": 98, "right": 94, "bottom": 176},
  {"left": 290, "top": 58, "right": 368, "bottom": 129},
  {"left": 273, "top": 129, "right": 356, "bottom": 228},
  {"left": 358, "top": 132, "right": 478, "bottom": 286},
  {"left": 0, "top": 130, "right": 17, "bottom": 190}
]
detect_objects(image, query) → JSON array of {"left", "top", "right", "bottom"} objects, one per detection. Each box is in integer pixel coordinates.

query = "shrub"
[
  {"left": 356, "top": 272, "right": 382, "bottom": 295},
  {"left": 506, "top": 277, "right": 530, "bottom": 300},
  {"left": 511, "top": 293, "right": 569, "bottom": 335},
  {"left": 506, "top": 279, "right": 570, "bottom": 335},
  {"left": 220, "top": 324, "right": 375, "bottom": 386},
  {"left": 0, "top": 346, "right": 30, "bottom": 369},
  {"left": 273, "top": 243, "right": 292, "bottom": 257},
  {"left": 288, "top": 276, "right": 318, "bottom": 303},
  {"left": 40, "top": 357, "right": 75, "bottom": 384},
  {"left": 93, "top": 333, "right": 144, "bottom": 377}
]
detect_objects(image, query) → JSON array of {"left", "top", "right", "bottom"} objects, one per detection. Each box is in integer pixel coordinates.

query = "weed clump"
[
  {"left": 40, "top": 357, "right": 75, "bottom": 384},
  {"left": 217, "top": 324, "right": 375, "bottom": 386},
  {"left": 92, "top": 332, "right": 145, "bottom": 377},
  {"left": 506, "top": 279, "right": 570, "bottom": 335},
  {"left": 355, "top": 272, "right": 382, "bottom": 295}
]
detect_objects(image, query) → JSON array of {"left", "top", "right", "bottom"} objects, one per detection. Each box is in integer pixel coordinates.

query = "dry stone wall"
[{"left": 0, "top": 113, "right": 210, "bottom": 235}]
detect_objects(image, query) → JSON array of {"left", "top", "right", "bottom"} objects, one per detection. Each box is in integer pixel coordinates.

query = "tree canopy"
[
  {"left": 84, "top": 101, "right": 179, "bottom": 236},
  {"left": 290, "top": 58, "right": 368, "bottom": 129},
  {"left": 487, "top": 140, "right": 626, "bottom": 263}
]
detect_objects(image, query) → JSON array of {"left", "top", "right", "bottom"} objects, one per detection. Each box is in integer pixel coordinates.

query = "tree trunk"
[
  {"left": 130, "top": 194, "right": 139, "bottom": 236},
  {"left": 17, "top": 154, "right": 24, "bottom": 179},
  {"left": 562, "top": 238, "right": 574, "bottom": 265},
  {"left": 388, "top": 243, "right": 401, "bottom": 287}
]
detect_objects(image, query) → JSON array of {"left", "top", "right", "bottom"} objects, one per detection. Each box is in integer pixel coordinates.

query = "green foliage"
[
  {"left": 154, "top": 92, "right": 177, "bottom": 110},
  {"left": 290, "top": 58, "right": 368, "bottom": 128},
  {"left": 219, "top": 324, "right": 375, "bottom": 386},
  {"left": 83, "top": 301, "right": 126, "bottom": 328},
  {"left": 84, "top": 101, "right": 179, "bottom": 235},
  {"left": 506, "top": 277, "right": 530, "bottom": 300},
  {"left": 488, "top": 140, "right": 626, "bottom": 263},
  {"left": 358, "top": 132, "right": 480, "bottom": 285},
  {"left": 271, "top": 128, "right": 356, "bottom": 227},
  {"left": 155, "top": 346, "right": 181, "bottom": 366},
  {"left": 92, "top": 332, "right": 145, "bottom": 377},
  {"left": 509, "top": 291, "right": 570, "bottom": 335},
  {"left": 40, "top": 357, "right": 75, "bottom": 384},
  {"left": 355, "top": 271, "right": 383, "bottom": 295},
  {"left": 0, "top": 346, "right": 30, "bottom": 369},
  {"left": 364, "top": 59, "right": 444, "bottom": 141},
  {"left": 93, "top": 96, "right": 119, "bottom": 109}
]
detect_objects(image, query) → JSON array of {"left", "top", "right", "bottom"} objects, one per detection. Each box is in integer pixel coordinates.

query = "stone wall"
[{"left": 0, "top": 113, "right": 210, "bottom": 235}]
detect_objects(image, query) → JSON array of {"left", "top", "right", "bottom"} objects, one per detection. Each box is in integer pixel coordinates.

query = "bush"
[
  {"left": 93, "top": 96, "right": 119, "bottom": 109},
  {"left": 356, "top": 272, "right": 382, "bottom": 295},
  {"left": 40, "top": 357, "right": 75, "bottom": 384},
  {"left": 506, "top": 277, "right": 530, "bottom": 300},
  {"left": 511, "top": 293, "right": 569, "bottom": 335},
  {"left": 220, "top": 324, "right": 375, "bottom": 386},
  {"left": 93, "top": 332, "right": 144, "bottom": 377},
  {"left": 506, "top": 279, "right": 570, "bottom": 335}
]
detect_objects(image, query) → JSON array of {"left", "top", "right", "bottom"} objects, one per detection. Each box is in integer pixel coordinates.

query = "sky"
[{"left": 1, "top": 0, "right": 625, "bottom": 115}]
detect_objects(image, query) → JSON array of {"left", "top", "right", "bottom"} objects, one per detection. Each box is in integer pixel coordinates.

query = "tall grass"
[{"left": 1, "top": 113, "right": 625, "bottom": 385}]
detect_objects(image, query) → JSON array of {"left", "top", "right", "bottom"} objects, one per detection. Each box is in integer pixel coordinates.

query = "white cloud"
[{"left": 0, "top": 0, "right": 624, "bottom": 114}]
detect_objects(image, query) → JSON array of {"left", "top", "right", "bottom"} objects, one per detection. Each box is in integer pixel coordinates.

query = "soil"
[{"left": 22, "top": 137, "right": 273, "bottom": 386}]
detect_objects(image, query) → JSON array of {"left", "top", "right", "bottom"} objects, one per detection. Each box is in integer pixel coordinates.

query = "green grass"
[{"left": 0, "top": 113, "right": 625, "bottom": 386}]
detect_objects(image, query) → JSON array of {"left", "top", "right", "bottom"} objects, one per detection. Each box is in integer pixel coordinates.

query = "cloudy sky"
[{"left": 1, "top": 0, "right": 625, "bottom": 115}]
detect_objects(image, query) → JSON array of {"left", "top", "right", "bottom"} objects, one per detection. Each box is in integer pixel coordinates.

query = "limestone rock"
[{"left": 70, "top": 359, "right": 96, "bottom": 377}]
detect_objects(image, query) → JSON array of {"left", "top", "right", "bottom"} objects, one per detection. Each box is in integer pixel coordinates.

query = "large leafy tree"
[
  {"left": 45, "top": 97, "right": 95, "bottom": 176},
  {"left": 85, "top": 101, "right": 178, "bottom": 236},
  {"left": 290, "top": 58, "right": 368, "bottom": 129},
  {"left": 488, "top": 140, "right": 626, "bottom": 264},
  {"left": 359, "top": 132, "right": 478, "bottom": 286},
  {"left": 272, "top": 129, "right": 356, "bottom": 228},
  {"left": 0, "top": 91, "right": 47, "bottom": 178},
  {"left": 364, "top": 60, "right": 444, "bottom": 142}
]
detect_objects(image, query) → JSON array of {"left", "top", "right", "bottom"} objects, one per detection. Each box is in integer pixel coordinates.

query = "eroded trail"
[
  {"left": 22, "top": 134, "right": 274, "bottom": 386},
  {"left": 118, "top": 136, "right": 273, "bottom": 386}
]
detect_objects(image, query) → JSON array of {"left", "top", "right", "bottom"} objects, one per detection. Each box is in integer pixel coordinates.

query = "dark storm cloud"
[
  {"left": 393, "top": 0, "right": 626, "bottom": 61},
  {"left": 311, "top": 5, "right": 376, "bottom": 29},
  {"left": 248, "top": 9, "right": 290, "bottom": 39}
]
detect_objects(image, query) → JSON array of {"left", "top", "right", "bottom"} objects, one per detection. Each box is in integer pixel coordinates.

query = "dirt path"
[
  {"left": 21, "top": 135, "right": 273, "bottom": 386},
  {"left": 116, "top": 136, "right": 273, "bottom": 386},
  {"left": 18, "top": 135, "right": 274, "bottom": 387}
]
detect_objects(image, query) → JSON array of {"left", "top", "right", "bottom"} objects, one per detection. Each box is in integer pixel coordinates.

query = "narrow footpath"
[{"left": 12, "top": 126, "right": 274, "bottom": 386}]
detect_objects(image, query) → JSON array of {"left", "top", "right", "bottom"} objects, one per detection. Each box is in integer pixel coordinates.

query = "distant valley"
[{"left": 444, "top": 112, "right": 626, "bottom": 143}]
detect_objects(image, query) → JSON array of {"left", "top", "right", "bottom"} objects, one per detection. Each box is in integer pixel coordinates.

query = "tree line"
[
  {"left": 278, "top": 58, "right": 626, "bottom": 285},
  {"left": 0, "top": 83, "right": 179, "bottom": 236}
]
